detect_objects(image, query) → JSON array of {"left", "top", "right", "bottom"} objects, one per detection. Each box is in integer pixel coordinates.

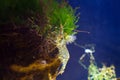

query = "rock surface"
[{"left": 0, "top": 26, "right": 61, "bottom": 80}]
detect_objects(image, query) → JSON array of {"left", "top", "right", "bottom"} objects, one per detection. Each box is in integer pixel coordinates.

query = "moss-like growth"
[
  {"left": 0, "top": 0, "right": 78, "bottom": 37},
  {"left": 44, "top": 0, "right": 78, "bottom": 35},
  {"left": 88, "top": 62, "right": 117, "bottom": 80},
  {"left": 0, "top": 0, "right": 78, "bottom": 80}
]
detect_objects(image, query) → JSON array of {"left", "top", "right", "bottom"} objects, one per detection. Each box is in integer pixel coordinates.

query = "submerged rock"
[{"left": 0, "top": 26, "right": 61, "bottom": 80}]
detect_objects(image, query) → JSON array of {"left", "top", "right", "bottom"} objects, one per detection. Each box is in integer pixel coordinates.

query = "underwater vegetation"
[
  {"left": 88, "top": 63, "right": 116, "bottom": 80},
  {"left": 0, "top": 0, "right": 78, "bottom": 80}
]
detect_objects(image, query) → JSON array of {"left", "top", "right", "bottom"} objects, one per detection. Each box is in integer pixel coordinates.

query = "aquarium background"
[{"left": 57, "top": 0, "right": 120, "bottom": 80}]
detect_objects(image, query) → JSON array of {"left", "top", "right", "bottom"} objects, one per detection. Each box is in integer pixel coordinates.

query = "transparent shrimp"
[
  {"left": 76, "top": 43, "right": 117, "bottom": 80},
  {"left": 57, "top": 42, "right": 70, "bottom": 74},
  {"left": 55, "top": 24, "right": 77, "bottom": 74},
  {"left": 74, "top": 42, "right": 96, "bottom": 69},
  {"left": 55, "top": 24, "right": 70, "bottom": 75}
]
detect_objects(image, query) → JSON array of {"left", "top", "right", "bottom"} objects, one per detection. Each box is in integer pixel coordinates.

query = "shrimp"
[
  {"left": 55, "top": 24, "right": 70, "bottom": 75},
  {"left": 57, "top": 43, "right": 70, "bottom": 74}
]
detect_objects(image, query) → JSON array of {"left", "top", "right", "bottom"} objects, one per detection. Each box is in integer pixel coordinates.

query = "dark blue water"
[{"left": 57, "top": 0, "right": 120, "bottom": 80}]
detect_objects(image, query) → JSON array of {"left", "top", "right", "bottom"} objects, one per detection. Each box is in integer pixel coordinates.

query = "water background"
[{"left": 57, "top": 0, "right": 120, "bottom": 80}]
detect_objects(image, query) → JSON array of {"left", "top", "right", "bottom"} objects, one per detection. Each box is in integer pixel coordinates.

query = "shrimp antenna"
[
  {"left": 74, "top": 30, "right": 90, "bottom": 34},
  {"left": 73, "top": 42, "right": 86, "bottom": 49}
]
